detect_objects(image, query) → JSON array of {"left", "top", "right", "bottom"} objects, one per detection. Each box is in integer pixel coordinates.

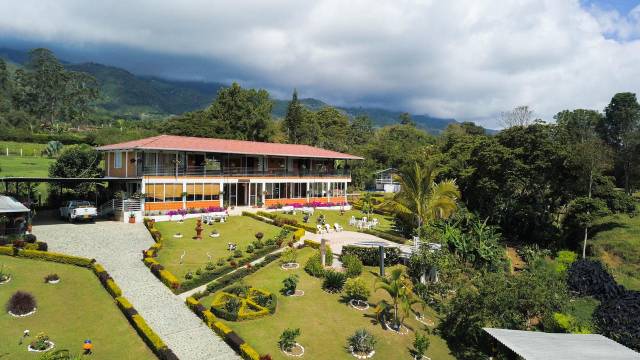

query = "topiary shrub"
[
  {"left": 304, "top": 252, "right": 325, "bottom": 278},
  {"left": 246, "top": 244, "right": 254, "bottom": 254},
  {"left": 567, "top": 259, "right": 623, "bottom": 301},
  {"left": 342, "top": 254, "right": 363, "bottom": 278},
  {"left": 6, "top": 291, "right": 36, "bottom": 315},
  {"left": 278, "top": 328, "right": 301, "bottom": 352},
  {"left": 344, "top": 277, "right": 370, "bottom": 300},
  {"left": 323, "top": 270, "right": 347, "bottom": 292},
  {"left": 348, "top": 329, "right": 376, "bottom": 354},
  {"left": 593, "top": 290, "right": 640, "bottom": 351},
  {"left": 281, "top": 275, "right": 299, "bottom": 295}
]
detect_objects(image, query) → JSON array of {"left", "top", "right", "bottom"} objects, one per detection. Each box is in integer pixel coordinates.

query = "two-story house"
[{"left": 96, "top": 135, "right": 362, "bottom": 212}]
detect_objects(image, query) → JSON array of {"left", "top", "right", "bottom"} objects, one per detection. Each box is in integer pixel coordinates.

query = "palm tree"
[
  {"left": 374, "top": 268, "right": 420, "bottom": 330},
  {"left": 387, "top": 162, "right": 460, "bottom": 238}
]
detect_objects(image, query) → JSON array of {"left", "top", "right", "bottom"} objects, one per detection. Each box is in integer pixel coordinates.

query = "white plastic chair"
[
  {"left": 325, "top": 224, "right": 333, "bottom": 233},
  {"left": 334, "top": 223, "right": 343, "bottom": 232},
  {"left": 317, "top": 224, "right": 327, "bottom": 234}
]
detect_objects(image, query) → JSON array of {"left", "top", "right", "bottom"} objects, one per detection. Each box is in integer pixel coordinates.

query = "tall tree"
[
  {"left": 207, "top": 82, "right": 275, "bottom": 141},
  {"left": 283, "top": 89, "right": 304, "bottom": 143},
  {"left": 387, "top": 163, "right": 460, "bottom": 238},
  {"left": 500, "top": 105, "right": 533, "bottom": 128},
  {"left": 312, "top": 106, "right": 350, "bottom": 152},
  {"left": 597, "top": 92, "right": 640, "bottom": 194},
  {"left": 399, "top": 112, "right": 415, "bottom": 126},
  {"left": 0, "top": 58, "right": 11, "bottom": 113},
  {"left": 556, "top": 109, "right": 612, "bottom": 257},
  {"left": 349, "top": 114, "right": 374, "bottom": 146}
]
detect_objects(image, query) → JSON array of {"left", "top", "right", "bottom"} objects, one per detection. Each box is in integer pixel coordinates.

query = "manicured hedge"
[
  {"left": 304, "top": 239, "right": 320, "bottom": 249},
  {"left": 185, "top": 296, "right": 262, "bottom": 360},
  {"left": 292, "top": 228, "right": 305, "bottom": 241},
  {"left": 360, "top": 229, "right": 408, "bottom": 244},
  {"left": 341, "top": 245, "right": 401, "bottom": 266},
  {"left": 14, "top": 249, "right": 94, "bottom": 267},
  {"left": 251, "top": 211, "right": 317, "bottom": 233}
]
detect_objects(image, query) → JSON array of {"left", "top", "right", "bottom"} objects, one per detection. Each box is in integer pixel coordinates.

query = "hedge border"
[
  {"left": 0, "top": 248, "right": 174, "bottom": 360},
  {"left": 185, "top": 296, "right": 261, "bottom": 360}
]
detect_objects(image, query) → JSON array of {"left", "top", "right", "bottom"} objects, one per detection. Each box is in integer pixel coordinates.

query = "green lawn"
[
  {"left": 200, "top": 247, "right": 453, "bottom": 360},
  {"left": 0, "top": 141, "right": 47, "bottom": 157},
  {"left": 0, "top": 156, "right": 54, "bottom": 204},
  {"left": 591, "top": 209, "right": 640, "bottom": 291},
  {"left": 274, "top": 209, "right": 399, "bottom": 235},
  {"left": 0, "top": 256, "right": 155, "bottom": 360},
  {"left": 155, "top": 216, "right": 284, "bottom": 279}
]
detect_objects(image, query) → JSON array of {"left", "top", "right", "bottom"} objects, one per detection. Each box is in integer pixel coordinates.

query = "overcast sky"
[{"left": 1, "top": 0, "right": 640, "bottom": 127}]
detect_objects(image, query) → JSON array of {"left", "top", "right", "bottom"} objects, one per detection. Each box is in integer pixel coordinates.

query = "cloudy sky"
[{"left": 1, "top": 0, "right": 640, "bottom": 127}]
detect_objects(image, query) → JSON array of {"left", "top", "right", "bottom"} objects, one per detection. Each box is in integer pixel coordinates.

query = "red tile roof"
[{"left": 96, "top": 135, "right": 363, "bottom": 160}]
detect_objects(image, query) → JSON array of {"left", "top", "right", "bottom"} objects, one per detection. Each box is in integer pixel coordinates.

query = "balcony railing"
[{"left": 137, "top": 165, "right": 351, "bottom": 178}]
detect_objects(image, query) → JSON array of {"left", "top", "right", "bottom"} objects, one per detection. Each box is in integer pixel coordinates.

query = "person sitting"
[
  {"left": 83, "top": 339, "right": 93, "bottom": 355},
  {"left": 303, "top": 214, "right": 310, "bottom": 223}
]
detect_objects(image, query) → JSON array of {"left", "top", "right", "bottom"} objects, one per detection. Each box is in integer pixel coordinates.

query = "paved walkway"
[
  {"left": 303, "top": 230, "right": 414, "bottom": 255},
  {"left": 33, "top": 221, "right": 239, "bottom": 360}
]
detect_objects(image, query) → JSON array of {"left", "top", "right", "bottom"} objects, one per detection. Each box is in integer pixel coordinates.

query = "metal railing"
[
  {"left": 98, "top": 198, "right": 142, "bottom": 216},
  {"left": 138, "top": 165, "right": 351, "bottom": 178}
]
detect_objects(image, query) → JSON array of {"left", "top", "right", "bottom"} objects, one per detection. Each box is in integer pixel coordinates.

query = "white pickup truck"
[{"left": 60, "top": 200, "right": 97, "bottom": 222}]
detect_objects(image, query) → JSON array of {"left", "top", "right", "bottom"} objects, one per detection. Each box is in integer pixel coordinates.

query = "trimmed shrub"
[
  {"left": 16, "top": 249, "right": 93, "bottom": 267},
  {"left": 342, "top": 254, "right": 363, "bottom": 278},
  {"left": 323, "top": 270, "right": 347, "bottom": 292},
  {"left": 6, "top": 291, "right": 36, "bottom": 315},
  {"left": 348, "top": 329, "right": 376, "bottom": 354},
  {"left": 555, "top": 250, "right": 578, "bottom": 273},
  {"left": 281, "top": 275, "right": 299, "bottom": 295},
  {"left": 345, "top": 277, "right": 370, "bottom": 300},
  {"left": 23, "top": 234, "right": 37, "bottom": 243},
  {"left": 106, "top": 278, "right": 123, "bottom": 297},
  {"left": 567, "top": 259, "right": 623, "bottom": 301},
  {"left": 279, "top": 328, "right": 301, "bottom": 352},
  {"left": 280, "top": 247, "right": 297, "bottom": 264},
  {"left": 304, "top": 252, "right": 325, "bottom": 278},
  {"left": 159, "top": 270, "right": 181, "bottom": 292},
  {"left": 341, "top": 246, "right": 400, "bottom": 266},
  {"left": 116, "top": 296, "right": 139, "bottom": 317},
  {"left": 130, "top": 314, "right": 169, "bottom": 357},
  {"left": 594, "top": 291, "right": 640, "bottom": 351},
  {"left": 240, "top": 343, "right": 260, "bottom": 360}
]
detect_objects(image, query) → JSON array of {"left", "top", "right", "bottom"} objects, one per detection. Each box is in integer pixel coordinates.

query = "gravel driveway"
[{"left": 33, "top": 221, "right": 239, "bottom": 360}]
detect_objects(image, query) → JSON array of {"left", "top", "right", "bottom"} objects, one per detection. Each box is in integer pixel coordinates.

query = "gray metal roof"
[
  {"left": 0, "top": 196, "right": 30, "bottom": 214},
  {"left": 484, "top": 328, "right": 640, "bottom": 360}
]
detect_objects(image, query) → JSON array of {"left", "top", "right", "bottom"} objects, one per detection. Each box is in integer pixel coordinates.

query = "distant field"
[
  {"left": 0, "top": 156, "right": 53, "bottom": 177},
  {"left": 0, "top": 141, "right": 47, "bottom": 157},
  {"left": 591, "top": 204, "right": 640, "bottom": 291}
]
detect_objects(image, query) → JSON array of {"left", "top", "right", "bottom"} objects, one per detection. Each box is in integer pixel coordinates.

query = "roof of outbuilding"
[
  {"left": 96, "top": 135, "right": 363, "bottom": 160},
  {"left": 0, "top": 196, "right": 30, "bottom": 214},
  {"left": 483, "top": 328, "right": 640, "bottom": 360}
]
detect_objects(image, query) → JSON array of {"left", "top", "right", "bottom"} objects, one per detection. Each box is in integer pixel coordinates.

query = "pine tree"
[{"left": 284, "top": 89, "right": 303, "bottom": 143}]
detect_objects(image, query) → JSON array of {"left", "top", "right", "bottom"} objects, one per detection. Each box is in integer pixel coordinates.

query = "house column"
[
  {"left": 219, "top": 181, "right": 224, "bottom": 208},
  {"left": 344, "top": 181, "right": 348, "bottom": 204},
  {"left": 262, "top": 182, "right": 266, "bottom": 206},
  {"left": 327, "top": 181, "right": 331, "bottom": 202},
  {"left": 125, "top": 151, "right": 128, "bottom": 177},
  {"left": 140, "top": 181, "right": 146, "bottom": 211},
  {"left": 106, "top": 152, "right": 110, "bottom": 177},
  {"left": 307, "top": 181, "right": 311, "bottom": 203},
  {"left": 182, "top": 181, "right": 187, "bottom": 209}
]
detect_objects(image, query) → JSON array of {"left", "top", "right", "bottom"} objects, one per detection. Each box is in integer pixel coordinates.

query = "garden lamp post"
[{"left": 379, "top": 245, "right": 385, "bottom": 276}]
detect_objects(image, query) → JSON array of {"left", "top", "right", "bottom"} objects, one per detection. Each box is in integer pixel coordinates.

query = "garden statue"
[{"left": 195, "top": 219, "right": 203, "bottom": 240}]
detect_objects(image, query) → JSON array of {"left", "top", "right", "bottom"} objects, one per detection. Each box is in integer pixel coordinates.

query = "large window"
[
  {"left": 145, "top": 184, "right": 165, "bottom": 203},
  {"left": 164, "top": 184, "right": 182, "bottom": 202},
  {"left": 187, "top": 183, "right": 220, "bottom": 201},
  {"left": 265, "top": 182, "right": 308, "bottom": 199},
  {"left": 114, "top": 151, "right": 122, "bottom": 169}
]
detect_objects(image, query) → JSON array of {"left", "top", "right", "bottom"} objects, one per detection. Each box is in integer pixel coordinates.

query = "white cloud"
[{"left": 1, "top": 0, "right": 640, "bottom": 127}]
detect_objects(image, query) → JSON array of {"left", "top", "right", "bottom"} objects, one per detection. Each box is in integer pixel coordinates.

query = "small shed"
[
  {"left": 0, "top": 195, "right": 31, "bottom": 237},
  {"left": 375, "top": 168, "right": 400, "bottom": 193},
  {"left": 483, "top": 328, "right": 640, "bottom": 360}
]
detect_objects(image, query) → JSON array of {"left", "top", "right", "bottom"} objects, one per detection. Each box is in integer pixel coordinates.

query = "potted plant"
[
  {"left": 128, "top": 212, "right": 136, "bottom": 223},
  {"left": 413, "top": 332, "right": 430, "bottom": 360},
  {"left": 281, "top": 274, "right": 300, "bottom": 296},
  {"left": 279, "top": 328, "right": 303, "bottom": 356},
  {"left": 28, "top": 332, "right": 54, "bottom": 352},
  {"left": 44, "top": 274, "right": 60, "bottom": 284},
  {"left": 348, "top": 329, "right": 376, "bottom": 359},
  {"left": 0, "top": 265, "right": 11, "bottom": 285}
]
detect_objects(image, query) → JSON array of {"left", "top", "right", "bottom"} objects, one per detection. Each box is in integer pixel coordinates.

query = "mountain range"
[{"left": 1, "top": 47, "right": 462, "bottom": 133}]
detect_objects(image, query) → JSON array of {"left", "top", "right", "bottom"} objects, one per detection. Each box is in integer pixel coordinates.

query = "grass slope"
[
  {"left": 200, "top": 247, "right": 453, "bottom": 360},
  {"left": 591, "top": 208, "right": 640, "bottom": 291},
  {"left": 155, "top": 216, "right": 283, "bottom": 279},
  {"left": 0, "top": 256, "right": 155, "bottom": 359}
]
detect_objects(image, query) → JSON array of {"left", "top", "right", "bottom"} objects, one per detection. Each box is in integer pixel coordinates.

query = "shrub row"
[
  {"left": 341, "top": 245, "right": 401, "bottom": 266},
  {"left": 359, "top": 229, "right": 408, "bottom": 244},
  {"left": 254, "top": 211, "right": 317, "bottom": 233},
  {"left": 185, "top": 296, "right": 261, "bottom": 360},
  {"left": 92, "top": 262, "right": 123, "bottom": 297},
  {"left": 200, "top": 253, "right": 282, "bottom": 297},
  {"left": 3, "top": 248, "right": 94, "bottom": 267}
]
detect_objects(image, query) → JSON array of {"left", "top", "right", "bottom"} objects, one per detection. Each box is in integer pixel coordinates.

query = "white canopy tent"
[{"left": 0, "top": 196, "right": 30, "bottom": 214}]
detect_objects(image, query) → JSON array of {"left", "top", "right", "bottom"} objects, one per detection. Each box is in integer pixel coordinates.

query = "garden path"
[{"left": 33, "top": 221, "right": 240, "bottom": 360}]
